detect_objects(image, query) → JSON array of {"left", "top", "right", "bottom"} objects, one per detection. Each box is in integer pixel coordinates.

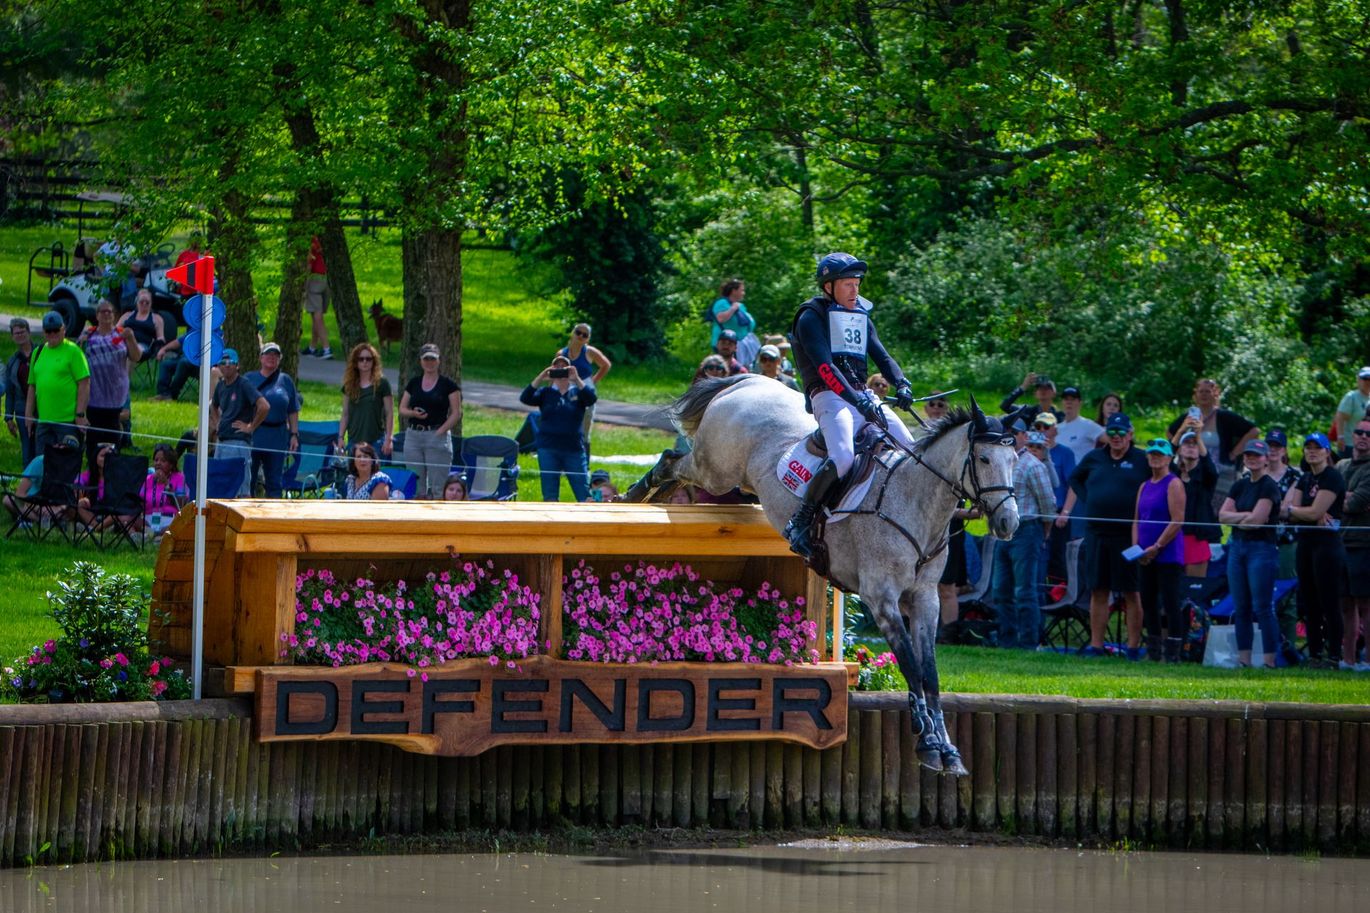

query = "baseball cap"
[
  {"left": 590, "top": 469, "right": 612, "bottom": 485},
  {"left": 1026, "top": 431, "right": 1048, "bottom": 446},
  {"left": 1179, "top": 431, "right": 1199, "bottom": 445},
  {"left": 1034, "top": 376, "right": 1056, "bottom": 390},
  {"left": 419, "top": 343, "right": 440, "bottom": 359},
  {"left": 1145, "top": 438, "right": 1174, "bottom": 456},
  {"left": 1358, "top": 367, "right": 1370, "bottom": 380},
  {"left": 41, "top": 311, "right": 64, "bottom": 332},
  {"left": 718, "top": 329, "right": 738, "bottom": 342},
  {"left": 758, "top": 344, "right": 780, "bottom": 360},
  {"left": 1304, "top": 432, "right": 1331, "bottom": 450},
  {"left": 1032, "top": 412, "right": 1057, "bottom": 427},
  {"left": 1060, "top": 386, "right": 1081, "bottom": 398},
  {"left": 219, "top": 348, "right": 240, "bottom": 365},
  {"left": 260, "top": 342, "right": 282, "bottom": 355},
  {"left": 1242, "top": 439, "right": 1269, "bottom": 456},
  {"left": 1264, "top": 428, "right": 1287, "bottom": 447},
  {"left": 1008, "top": 417, "right": 1028, "bottom": 434},
  {"left": 1105, "top": 412, "right": 1133, "bottom": 432}
]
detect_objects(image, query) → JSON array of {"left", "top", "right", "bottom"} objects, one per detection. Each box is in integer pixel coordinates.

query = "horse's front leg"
[
  {"left": 617, "top": 450, "right": 685, "bottom": 503},
  {"left": 910, "top": 588, "right": 968, "bottom": 777},
  {"left": 872, "top": 585, "right": 943, "bottom": 772}
]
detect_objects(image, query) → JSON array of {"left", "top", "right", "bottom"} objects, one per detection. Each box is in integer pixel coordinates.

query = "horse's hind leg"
[
  {"left": 906, "top": 588, "right": 968, "bottom": 777},
  {"left": 871, "top": 584, "right": 943, "bottom": 772},
  {"left": 617, "top": 450, "right": 686, "bottom": 503}
]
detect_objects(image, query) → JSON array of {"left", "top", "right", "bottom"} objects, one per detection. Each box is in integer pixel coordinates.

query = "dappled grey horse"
[{"left": 622, "top": 374, "right": 1019, "bottom": 774}]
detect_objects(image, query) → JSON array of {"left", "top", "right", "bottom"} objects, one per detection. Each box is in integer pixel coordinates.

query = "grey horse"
[{"left": 622, "top": 374, "right": 1020, "bottom": 775}]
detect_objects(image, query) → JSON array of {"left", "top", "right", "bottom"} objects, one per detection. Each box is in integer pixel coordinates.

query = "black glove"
[
  {"left": 894, "top": 383, "right": 914, "bottom": 411},
  {"left": 857, "top": 394, "right": 888, "bottom": 430}
]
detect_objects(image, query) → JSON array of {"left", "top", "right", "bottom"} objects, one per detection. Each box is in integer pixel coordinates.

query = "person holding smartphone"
[
  {"left": 399, "top": 343, "right": 462, "bottom": 498},
  {"left": 520, "top": 355, "right": 598, "bottom": 501}
]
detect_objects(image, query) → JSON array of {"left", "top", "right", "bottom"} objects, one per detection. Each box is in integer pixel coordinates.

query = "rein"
[{"left": 829, "top": 417, "right": 1016, "bottom": 573}]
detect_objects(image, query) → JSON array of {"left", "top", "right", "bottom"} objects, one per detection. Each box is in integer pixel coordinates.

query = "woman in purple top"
[{"left": 1133, "top": 438, "right": 1187, "bottom": 662}]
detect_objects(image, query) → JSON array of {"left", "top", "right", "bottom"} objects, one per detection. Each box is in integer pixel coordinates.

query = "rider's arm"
[
  {"left": 865, "top": 321, "right": 907, "bottom": 390},
  {"left": 794, "top": 308, "right": 866, "bottom": 409}
]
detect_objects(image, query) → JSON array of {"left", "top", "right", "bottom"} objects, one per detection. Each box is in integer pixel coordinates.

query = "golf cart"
[{"left": 27, "top": 192, "right": 189, "bottom": 338}]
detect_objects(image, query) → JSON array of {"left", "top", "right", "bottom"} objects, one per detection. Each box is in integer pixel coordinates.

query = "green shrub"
[{"left": 2, "top": 562, "right": 190, "bottom": 703}]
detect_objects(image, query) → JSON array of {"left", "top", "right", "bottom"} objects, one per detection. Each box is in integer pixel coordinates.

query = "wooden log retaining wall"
[{"left": 0, "top": 693, "right": 1367, "bottom": 866}]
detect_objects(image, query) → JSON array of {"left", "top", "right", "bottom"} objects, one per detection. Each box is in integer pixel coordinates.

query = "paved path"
[{"left": 2, "top": 313, "right": 677, "bottom": 433}]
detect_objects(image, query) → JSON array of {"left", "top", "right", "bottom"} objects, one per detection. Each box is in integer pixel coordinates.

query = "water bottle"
[{"left": 323, "top": 487, "right": 337, "bottom": 500}]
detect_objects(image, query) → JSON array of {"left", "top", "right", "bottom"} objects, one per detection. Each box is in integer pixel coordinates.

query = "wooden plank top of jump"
[{"left": 193, "top": 499, "right": 791, "bottom": 557}]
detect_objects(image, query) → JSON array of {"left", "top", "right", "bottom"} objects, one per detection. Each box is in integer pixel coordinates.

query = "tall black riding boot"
[
  {"left": 1164, "top": 636, "right": 1184, "bottom": 663},
  {"left": 1146, "top": 634, "right": 1163, "bottom": 662},
  {"left": 784, "top": 458, "right": 841, "bottom": 560}
]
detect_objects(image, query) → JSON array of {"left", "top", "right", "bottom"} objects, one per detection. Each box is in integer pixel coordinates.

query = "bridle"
[{"left": 830, "top": 416, "right": 1017, "bottom": 573}]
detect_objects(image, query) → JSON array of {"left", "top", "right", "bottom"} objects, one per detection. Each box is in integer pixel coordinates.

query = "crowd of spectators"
[{"left": 3, "top": 261, "right": 1368, "bottom": 672}]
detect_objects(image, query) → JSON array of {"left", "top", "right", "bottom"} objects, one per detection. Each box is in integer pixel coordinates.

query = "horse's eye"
[{"left": 979, "top": 455, "right": 990, "bottom": 464}]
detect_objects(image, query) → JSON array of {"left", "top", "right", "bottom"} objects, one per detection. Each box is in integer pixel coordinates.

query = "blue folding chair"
[
  {"left": 184, "top": 456, "right": 248, "bottom": 499},
  {"left": 456, "top": 435, "right": 521, "bottom": 501},
  {"left": 383, "top": 467, "right": 418, "bottom": 500},
  {"left": 1208, "top": 578, "right": 1298, "bottom": 623},
  {"left": 284, "top": 420, "right": 342, "bottom": 498}
]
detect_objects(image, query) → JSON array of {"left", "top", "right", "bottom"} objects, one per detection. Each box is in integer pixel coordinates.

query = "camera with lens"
[{"left": 549, "top": 367, "right": 569, "bottom": 379}]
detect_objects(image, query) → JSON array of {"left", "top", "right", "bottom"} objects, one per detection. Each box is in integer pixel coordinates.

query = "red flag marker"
[{"left": 167, "top": 255, "right": 215, "bottom": 295}]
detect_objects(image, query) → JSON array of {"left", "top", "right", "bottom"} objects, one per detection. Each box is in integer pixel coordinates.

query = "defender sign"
[{"left": 253, "top": 656, "right": 849, "bottom": 755}]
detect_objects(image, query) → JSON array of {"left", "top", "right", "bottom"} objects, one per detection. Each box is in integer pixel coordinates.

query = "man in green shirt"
[{"left": 24, "top": 311, "right": 90, "bottom": 460}]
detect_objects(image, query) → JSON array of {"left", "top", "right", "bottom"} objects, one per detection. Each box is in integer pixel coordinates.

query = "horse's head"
[{"left": 964, "top": 394, "right": 1020, "bottom": 540}]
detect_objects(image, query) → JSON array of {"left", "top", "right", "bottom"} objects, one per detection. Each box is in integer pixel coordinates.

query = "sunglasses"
[
  {"left": 704, "top": 366, "right": 727, "bottom": 374},
  {"left": 573, "top": 330, "right": 590, "bottom": 338},
  {"left": 1354, "top": 429, "right": 1370, "bottom": 437},
  {"left": 927, "top": 401, "right": 947, "bottom": 409},
  {"left": 1106, "top": 429, "right": 1129, "bottom": 438},
  {"left": 357, "top": 355, "right": 374, "bottom": 362}
]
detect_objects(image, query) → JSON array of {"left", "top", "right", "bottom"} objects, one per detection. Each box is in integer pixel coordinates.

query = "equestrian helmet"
[{"left": 815, "top": 252, "right": 867, "bottom": 285}]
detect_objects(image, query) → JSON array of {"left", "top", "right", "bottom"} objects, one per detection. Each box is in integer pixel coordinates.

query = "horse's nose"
[{"left": 995, "top": 511, "right": 1020, "bottom": 541}]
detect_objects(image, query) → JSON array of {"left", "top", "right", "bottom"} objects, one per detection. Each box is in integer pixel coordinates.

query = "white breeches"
[{"left": 810, "top": 390, "right": 915, "bottom": 477}]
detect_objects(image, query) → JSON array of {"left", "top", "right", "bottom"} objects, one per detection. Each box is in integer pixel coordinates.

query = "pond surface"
[{"left": 2, "top": 841, "right": 1364, "bottom": 912}]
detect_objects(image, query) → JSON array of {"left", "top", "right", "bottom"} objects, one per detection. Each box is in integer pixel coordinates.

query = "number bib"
[{"left": 828, "top": 309, "right": 866, "bottom": 356}]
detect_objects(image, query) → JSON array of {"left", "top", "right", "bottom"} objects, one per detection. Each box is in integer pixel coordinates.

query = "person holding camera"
[
  {"left": 999, "top": 372, "right": 1064, "bottom": 428},
  {"left": 399, "top": 343, "right": 462, "bottom": 499},
  {"left": 1167, "top": 378, "right": 1260, "bottom": 515},
  {"left": 520, "top": 355, "right": 598, "bottom": 502}
]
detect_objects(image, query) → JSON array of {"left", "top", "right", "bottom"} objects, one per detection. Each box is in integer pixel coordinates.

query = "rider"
[{"left": 785, "top": 252, "right": 918, "bottom": 559}]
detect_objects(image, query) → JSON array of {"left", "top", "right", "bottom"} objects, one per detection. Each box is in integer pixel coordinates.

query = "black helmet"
[{"left": 815, "top": 252, "right": 867, "bottom": 286}]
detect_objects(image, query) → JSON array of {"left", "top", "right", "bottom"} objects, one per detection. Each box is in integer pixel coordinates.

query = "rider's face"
[{"left": 827, "top": 277, "right": 861, "bottom": 309}]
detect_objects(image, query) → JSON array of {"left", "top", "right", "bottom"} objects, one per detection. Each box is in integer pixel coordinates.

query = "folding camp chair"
[
  {"left": 4, "top": 442, "right": 83, "bottom": 542},
  {"left": 383, "top": 467, "right": 418, "bottom": 500},
  {"left": 184, "top": 456, "right": 251, "bottom": 500},
  {"left": 1208, "top": 578, "right": 1298, "bottom": 623},
  {"left": 284, "top": 420, "right": 343, "bottom": 498},
  {"left": 74, "top": 452, "right": 150, "bottom": 550},
  {"left": 456, "top": 435, "right": 521, "bottom": 501},
  {"left": 1040, "top": 538, "right": 1089, "bottom": 650},
  {"left": 957, "top": 534, "right": 997, "bottom": 606}
]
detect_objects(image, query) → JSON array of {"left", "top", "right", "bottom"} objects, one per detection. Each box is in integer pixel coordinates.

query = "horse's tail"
[{"left": 670, "top": 374, "right": 752, "bottom": 436}]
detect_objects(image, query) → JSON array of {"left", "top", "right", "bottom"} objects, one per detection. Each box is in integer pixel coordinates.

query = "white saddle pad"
[{"left": 776, "top": 439, "right": 877, "bottom": 525}]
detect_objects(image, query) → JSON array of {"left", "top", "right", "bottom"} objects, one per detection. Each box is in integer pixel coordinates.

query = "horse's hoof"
[
  {"left": 916, "top": 748, "right": 944, "bottom": 772},
  {"left": 940, "top": 749, "right": 969, "bottom": 777}
]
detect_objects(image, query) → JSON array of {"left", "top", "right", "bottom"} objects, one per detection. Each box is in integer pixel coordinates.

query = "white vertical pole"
[{"left": 191, "top": 290, "right": 213, "bottom": 700}]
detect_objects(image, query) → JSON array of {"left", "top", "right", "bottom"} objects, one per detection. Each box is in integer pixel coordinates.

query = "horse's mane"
[
  {"left": 670, "top": 374, "right": 750, "bottom": 435},
  {"left": 913, "top": 405, "right": 975, "bottom": 451}
]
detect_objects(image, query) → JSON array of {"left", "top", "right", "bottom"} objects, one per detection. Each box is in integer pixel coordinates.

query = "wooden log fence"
[{"left": 0, "top": 693, "right": 1367, "bottom": 865}]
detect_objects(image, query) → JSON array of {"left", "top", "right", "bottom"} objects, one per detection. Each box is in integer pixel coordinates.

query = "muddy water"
[{"left": 1, "top": 841, "right": 1365, "bottom": 912}]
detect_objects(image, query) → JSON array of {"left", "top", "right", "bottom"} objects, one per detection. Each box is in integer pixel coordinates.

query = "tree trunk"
[
  {"left": 210, "top": 152, "right": 260, "bottom": 372},
  {"left": 274, "top": 194, "right": 313, "bottom": 380},
  {"left": 275, "top": 59, "right": 369, "bottom": 356},
  {"left": 400, "top": 225, "right": 464, "bottom": 438},
  {"left": 319, "top": 216, "right": 368, "bottom": 354}
]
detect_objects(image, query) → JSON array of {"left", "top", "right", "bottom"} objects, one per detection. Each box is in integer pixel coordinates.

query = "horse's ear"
[{"left": 968, "top": 392, "right": 988, "bottom": 433}]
